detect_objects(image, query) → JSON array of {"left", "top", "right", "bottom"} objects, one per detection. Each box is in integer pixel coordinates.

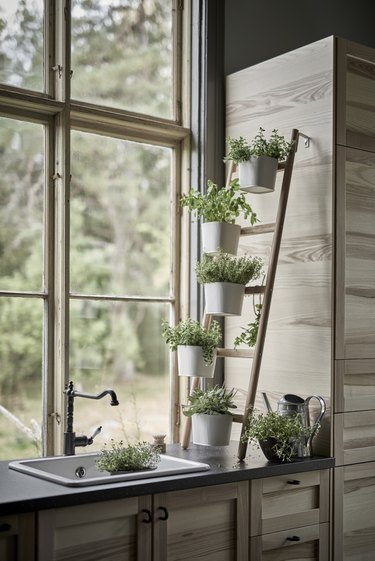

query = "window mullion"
[{"left": 53, "top": 0, "right": 72, "bottom": 455}]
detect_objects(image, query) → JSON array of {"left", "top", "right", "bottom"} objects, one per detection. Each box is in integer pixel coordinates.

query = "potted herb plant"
[
  {"left": 242, "top": 411, "right": 314, "bottom": 462},
  {"left": 96, "top": 440, "right": 160, "bottom": 473},
  {"left": 195, "top": 252, "right": 263, "bottom": 316},
  {"left": 180, "top": 178, "right": 258, "bottom": 255},
  {"left": 225, "top": 128, "right": 294, "bottom": 193},
  {"left": 183, "top": 385, "right": 237, "bottom": 446},
  {"left": 161, "top": 317, "right": 221, "bottom": 378}
]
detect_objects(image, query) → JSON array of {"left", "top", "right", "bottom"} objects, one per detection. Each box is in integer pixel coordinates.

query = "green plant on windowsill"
[
  {"left": 224, "top": 128, "right": 294, "bottom": 163},
  {"left": 234, "top": 303, "right": 262, "bottom": 348},
  {"left": 96, "top": 440, "right": 160, "bottom": 473},
  {"left": 180, "top": 178, "right": 258, "bottom": 225},
  {"left": 161, "top": 317, "right": 221, "bottom": 366},
  {"left": 195, "top": 251, "right": 263, "bottom": 286},
  {"left": 183, "top": 385, "right": 237, "bottom": 417}
]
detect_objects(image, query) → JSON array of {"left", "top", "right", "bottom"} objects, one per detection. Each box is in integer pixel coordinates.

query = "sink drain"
[{"left": 75, "top": 466, "right": 86, "bottom": 479}]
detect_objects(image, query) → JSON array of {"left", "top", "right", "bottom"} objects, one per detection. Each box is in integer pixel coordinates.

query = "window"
[{"left": 0, "top": 0, "right": 189, "bottom": 459}]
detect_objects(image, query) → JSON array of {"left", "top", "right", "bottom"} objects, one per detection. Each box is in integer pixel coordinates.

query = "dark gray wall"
[{"left": 225, "top": 0, "right": 375, "bottom": 75}]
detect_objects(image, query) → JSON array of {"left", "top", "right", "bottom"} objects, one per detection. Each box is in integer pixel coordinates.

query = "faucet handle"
[{"left": 87, "top": 425, "right": 102, "bottom": 445}]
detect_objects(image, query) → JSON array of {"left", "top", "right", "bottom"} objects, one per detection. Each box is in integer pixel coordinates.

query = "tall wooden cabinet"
[{"left": 226, "top": 36, "right": 375, "bottom": 561}]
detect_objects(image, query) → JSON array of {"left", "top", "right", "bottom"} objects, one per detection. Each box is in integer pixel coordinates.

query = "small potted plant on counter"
[
  {"left": 195, "top": 251, "right": 263, "bottom": 316},
  {"left": 161, "top": 317, "right": 221, "bottom": 378},
  {"left": 242, "top": 411, "right": 312, "bottom": 462},
  {"left": 183, "top": 385, "right": 237, "bottom": 446},
  {"left": 180, "top": 178, "right": 258, "bottom": 255},
  {"left": 225, "top": 128, "right": 294, "bottom": 193},
  {"left": 96, "top": 440, "right": 161, "bottom": 473}
]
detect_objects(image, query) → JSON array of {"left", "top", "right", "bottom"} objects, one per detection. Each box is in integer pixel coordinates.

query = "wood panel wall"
[{"left": 225, "top": 37, "right": 334, "bottom": 447}]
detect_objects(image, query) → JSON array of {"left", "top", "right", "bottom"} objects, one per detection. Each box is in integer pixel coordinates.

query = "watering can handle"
[{"left": 305, "top": 395, "right": 326, "bottom": 427}]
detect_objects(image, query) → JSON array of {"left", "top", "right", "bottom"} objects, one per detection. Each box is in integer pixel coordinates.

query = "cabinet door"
[
  {"left": 250, "top": 522, "right": 329, "bottom": 561},
  {"left": 152, "top": 481, "right": 248, "bottom": 561},
  {"left": 335, "top": 146, "right": 375, "bottom": 360},
  {"left": 38, "top": 496, "right": 152, "bottom": 561},
  {"left": 334, "top": 463, "right": 375, "bottom": 561},
  {"left": 0, "top": 513, "right": 35, "bottom": 561}
]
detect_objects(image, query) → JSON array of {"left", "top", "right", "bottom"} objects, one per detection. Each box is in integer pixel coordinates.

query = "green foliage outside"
[
  {"left": 0, "top": 0, "right": 175, "bottom": 458},
  {"left": 195, "top": 252, "right": 263, "bottom": 286}
]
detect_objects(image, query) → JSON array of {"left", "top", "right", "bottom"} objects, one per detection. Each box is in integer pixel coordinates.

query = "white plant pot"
[
  {"left": 192, "top": 413, "right": 233, "bottom": 446},
  {"left": 177, "top": 345, "right": 216, "bottom": 378},
  {"left": 204, "top": 282, "right": 245, "bottom": 316},
  {"left": 201, "top": 222, "right": 241, "bottom": 256},
  {"left": 238, "top": 155, "right": 278, "bottom": 193}
]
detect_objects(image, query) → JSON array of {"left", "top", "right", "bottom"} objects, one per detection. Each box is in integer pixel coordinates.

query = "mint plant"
[{"left": 161, "top": 318, "right": 221, "bottom": 365}]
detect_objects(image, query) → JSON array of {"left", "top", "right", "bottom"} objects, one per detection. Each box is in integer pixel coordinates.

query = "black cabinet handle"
[
  {"left": 287, "top": 479, "right": 300, "bottom": 485},
  {"left": 141, "top": 509, "right": 153, "bottom": 524},
  {"left": 157, "top": 506, "right": 169, "bottom": 521},
  {"left": 0, "top": 523, "right": 11, "bottom": 532},
  {"left": 286, "top": 535, "right": 301, "bottom": 542}
]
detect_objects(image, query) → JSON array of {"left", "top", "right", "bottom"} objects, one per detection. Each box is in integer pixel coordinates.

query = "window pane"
[
  {"left": 69, "top": 299, "right": 170, "bottom": 447},
  {"left": 0, "top": 0, "right": 44, "bottom": 90},
  {"left": 71, "top": 0, "right": 173, "bottom": 119},
  {"left": 0, "top": 298, "right": 43, "bottom": 460},
  {"left": 70, "top": 131, "right": 172, "bottom": 297},
  {"left": 0, "top": 118, "right": 45, "bottom": 292}
]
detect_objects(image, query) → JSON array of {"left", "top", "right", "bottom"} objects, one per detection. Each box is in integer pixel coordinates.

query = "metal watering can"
[{"left": 262, "top": 392, "right": 326, "bottom": 457}]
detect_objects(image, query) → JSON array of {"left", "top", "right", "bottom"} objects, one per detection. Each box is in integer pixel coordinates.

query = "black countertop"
[{"left": 0, "top": 443, "right": 334, "bottom": 516}]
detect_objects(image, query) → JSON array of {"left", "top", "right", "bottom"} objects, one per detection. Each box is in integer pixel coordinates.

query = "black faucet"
[{"left": 63, "top": 381, "right": 119, "bottom": 455}]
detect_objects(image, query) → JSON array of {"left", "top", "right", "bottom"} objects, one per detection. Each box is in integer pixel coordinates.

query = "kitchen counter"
[{"left": 0, "top": 443, "right": 334, "bottom": 515}]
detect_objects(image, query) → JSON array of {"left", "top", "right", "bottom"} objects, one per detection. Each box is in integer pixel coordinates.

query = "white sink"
[{"left": 9, "top": 453, "right": 210, "bottom": 487}]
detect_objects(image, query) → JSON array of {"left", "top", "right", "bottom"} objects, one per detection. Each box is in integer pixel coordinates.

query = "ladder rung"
[
  {"left": 241, "top": 222, "right": 276, "bottom": 236},
  {"left": 277, "top": 161, "right": 286, "bottom": 170},
  {"left": 217, "top": 348, "right": 254, "bottom": 358},
  {"left": 245, "top": 285, "right": 266, "bottom": 295},
  {"left": 232, "top": 413, "right": 244, "bottom": 423}
]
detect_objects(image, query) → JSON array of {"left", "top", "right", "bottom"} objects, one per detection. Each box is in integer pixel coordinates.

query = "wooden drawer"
[
  {"left": 334, "top": 359, "right": 375, "bottom": 413},
  {"left": 250, "top": 522, "right": 329, "bottom": 560},
  {"left": 249, "top": 470, "right": 329, "bottom": 536},
  {"left": 334, "top": 410, "right": 375, "bottom": 465}
]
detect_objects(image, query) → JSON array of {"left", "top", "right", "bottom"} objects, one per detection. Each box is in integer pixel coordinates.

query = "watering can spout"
[{"left": 261, "top": 392, "right": 273, "bottom": 413}]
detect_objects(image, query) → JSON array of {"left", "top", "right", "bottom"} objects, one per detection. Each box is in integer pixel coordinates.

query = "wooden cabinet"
[
  {"left": 334, "top": 463, "right": 375, "bottom": 561},
  {"left": 249, "top": 470, "right": 329, "bottom": 560},
  {"left": 37, "top": 481, "right": 248, "bottom": 561},
  {"left": 0, "top": 513, "right": 35, "bottom": 561},
  {"left": 38, "top": 495, "right": 152, "bottom": 561},
  {"left": 153, "top": 482, "right": 248, "bottom": 561},
  {"left": 226, "top": 35, "right": 375, "bottom": 561}
]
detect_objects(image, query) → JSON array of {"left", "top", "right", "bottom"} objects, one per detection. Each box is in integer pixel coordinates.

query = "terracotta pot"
[
  {"left": 201, "top": 222, "right": 241, "bottom": 255},
  {"left": 238, "top": 156, "right": 278, "bottom": 193}
]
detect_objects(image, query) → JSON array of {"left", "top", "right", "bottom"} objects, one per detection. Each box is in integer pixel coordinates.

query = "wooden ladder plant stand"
[{"left": 181, "top": 128, "right": 302, "bottom": 461}]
